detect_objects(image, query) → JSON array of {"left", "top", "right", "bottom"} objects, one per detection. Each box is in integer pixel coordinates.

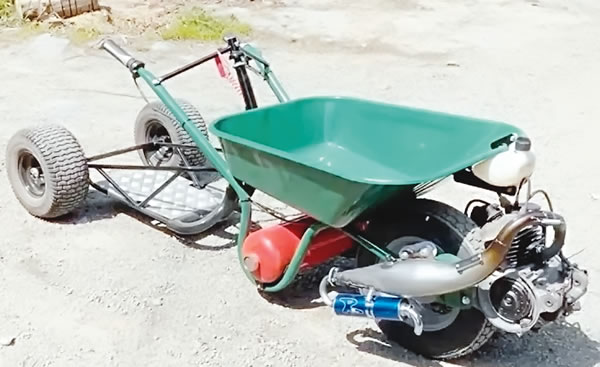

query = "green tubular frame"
[
  {"left": 134, "top": 51, "right": 327, "bottom": 292},
  {"left": 136, "top": 59, "right": 392, "bottom": 292},
  {"left": 241, "top": 44, "right": 290, "bottom": 103},
  {"left": 263, "top": 223, "right": 327, "bottom": 292},
  {"left": 134, "top": 44, "right": 392, "bottom": 292},
  {"left": 138, "top": 67, "right": 259, "bottom": 283}
]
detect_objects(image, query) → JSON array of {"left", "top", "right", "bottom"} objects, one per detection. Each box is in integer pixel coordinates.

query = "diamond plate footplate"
[{"left": 96, "top": 170, "right": 225, "bottom": 220}]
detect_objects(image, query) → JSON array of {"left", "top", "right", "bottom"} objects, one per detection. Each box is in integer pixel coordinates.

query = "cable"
[
  {"left": 249, "top": 199, "right": 304, "bottom": 223},
  {"left": 528, "top": 189, "right": 554, "bottom": 212},
  {"left": 464, "top": 199, "right": 491, "bottom": 215},
  {"left": 133, "top": 77, "right": 150, "bottom": 104}
]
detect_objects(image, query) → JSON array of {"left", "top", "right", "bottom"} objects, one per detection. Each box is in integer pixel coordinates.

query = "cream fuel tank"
[{"left": 472, "top": 136, "right": 536, "bottom": 188}]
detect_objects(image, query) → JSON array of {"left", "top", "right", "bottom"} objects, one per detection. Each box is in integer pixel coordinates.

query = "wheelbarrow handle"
[{"left": 100, "top": 39, "right": 145, "bottom": 72}]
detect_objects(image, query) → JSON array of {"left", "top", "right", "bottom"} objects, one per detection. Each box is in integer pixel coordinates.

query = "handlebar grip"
[{"left": 100, "top": 39, "right": 134, "bottom": 67}]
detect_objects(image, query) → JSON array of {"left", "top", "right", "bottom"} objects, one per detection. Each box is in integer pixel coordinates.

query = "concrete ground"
[{"left": 0, "top": 0, "right": 599, "bottom": 366}]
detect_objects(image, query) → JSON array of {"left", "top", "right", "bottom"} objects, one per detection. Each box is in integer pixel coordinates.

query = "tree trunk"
[{"left": 15, "top": 0, "right": 100, "bottom": 20}]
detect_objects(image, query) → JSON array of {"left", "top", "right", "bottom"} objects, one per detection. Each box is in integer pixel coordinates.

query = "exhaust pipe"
[
  {"left": 329, "top": 211, "right": 566, "bottom": 298},
  {"left": 319, "top": 274, "right": 424, "bottom": 335}
]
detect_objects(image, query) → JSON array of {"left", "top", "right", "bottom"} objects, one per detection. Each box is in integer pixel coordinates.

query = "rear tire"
[
  {"left": 357, "top": 199, "right": 495, "bottom": 360},
  {"left": 6, "top": 125, "right": 89, "bottom": 218}
]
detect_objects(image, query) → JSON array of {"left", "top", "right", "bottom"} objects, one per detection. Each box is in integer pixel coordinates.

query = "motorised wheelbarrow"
[{"left": 5, "top": 36, "right": 589, "bottom": 360}]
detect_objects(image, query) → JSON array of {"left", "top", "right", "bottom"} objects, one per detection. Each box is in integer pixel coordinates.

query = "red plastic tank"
[{"left": 241, "top": 217, "right": 354, "bottom": 283}]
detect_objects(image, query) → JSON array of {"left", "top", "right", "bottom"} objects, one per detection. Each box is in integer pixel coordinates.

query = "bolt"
[
  {"left": 535, "top": 278, "right": 547, "bottom": 286},
  {"left": 243, "top": 254, "right": 259, "bottom": 272},
  {"left": 461, "top": 296, "right": 471, "bottom": 305},
  {"left": 419, "top": 247, "right": 431, "bottom": 257}
]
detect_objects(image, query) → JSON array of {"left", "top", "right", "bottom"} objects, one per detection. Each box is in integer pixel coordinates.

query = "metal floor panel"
[{"left": 96, "top": 170, "right": 225, "bottom": 220}]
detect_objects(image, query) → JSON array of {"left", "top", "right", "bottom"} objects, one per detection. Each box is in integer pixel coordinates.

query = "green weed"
[
  {"left": 64, "top": 26, "right": 101, "bottom": 44},
  {"left": 160, "top": 8, "right": 251, "bottom": 41},
  {"left": 0, "top": 0, "right": 15, "bottom": 22}
]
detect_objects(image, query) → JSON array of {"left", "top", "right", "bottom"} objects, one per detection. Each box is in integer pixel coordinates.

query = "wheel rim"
[
  {"left": 143, "top": 120, "right": 173, "bottom": 165},
  {"left": 384, "top": 236, "right": 460, "bottom": 332},
  {"left": 18, "top": 150, "right": 45, "bottom": 198}
]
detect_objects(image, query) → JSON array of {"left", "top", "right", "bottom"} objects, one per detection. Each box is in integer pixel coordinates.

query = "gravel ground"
[{"left": 0, "top": 0, "right": 599, "bottom": 366}]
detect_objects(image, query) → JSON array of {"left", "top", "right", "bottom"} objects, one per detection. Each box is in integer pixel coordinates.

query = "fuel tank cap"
[{"left": 515, "top": 137, "right": 532, "bottom": 151}]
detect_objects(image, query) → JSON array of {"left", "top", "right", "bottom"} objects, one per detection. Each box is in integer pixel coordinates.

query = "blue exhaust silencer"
[{"left": 332, "top": 293, "right": 405, "bottom": 321}]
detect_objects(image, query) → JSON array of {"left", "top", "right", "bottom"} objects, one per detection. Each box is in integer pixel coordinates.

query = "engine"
[
  {"left": 505, "top": 224, "right": 545, "bottom": 268},
  {"left": 470, "top": 202, "right": 588, "bottom": 335}
]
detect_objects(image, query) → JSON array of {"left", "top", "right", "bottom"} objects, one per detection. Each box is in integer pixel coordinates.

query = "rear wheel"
[
  {"left": 6, "top": 125, "right": 89, "bottom": 218},
  {"left": 357, "top": 199, "right": 495, "bottom": 360}
]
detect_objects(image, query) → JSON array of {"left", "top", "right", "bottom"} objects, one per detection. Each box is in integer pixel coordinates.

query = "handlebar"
[{"left": 100, "top": 39, "right": 143, "bottom": 71}]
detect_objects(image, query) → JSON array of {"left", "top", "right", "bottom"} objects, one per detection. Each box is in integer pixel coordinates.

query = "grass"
[
  {"left": 1, "top": 4, "right": 249, "bottom": 46},
  {"left": 0, "top": 0, "right": 15, "bottom": 22},
  {"left": 160, "top": 8, "right": 251, "bottom": 41},
  {"left": 64, "top": 26, "right": 101, "bottom": 44}
]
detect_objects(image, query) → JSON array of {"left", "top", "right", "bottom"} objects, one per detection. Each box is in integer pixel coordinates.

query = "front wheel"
[
  {"left": 6, "top": 125, "right": 89, "bottom": 218},
  {"left": 357, "top": 199, "right": 495, "bottom": 360}
]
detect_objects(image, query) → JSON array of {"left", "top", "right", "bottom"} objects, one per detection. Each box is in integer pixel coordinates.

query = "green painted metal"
[
  {"left": 240, "top": 43, "right": 269, "bottom": 67},
  {"left": 213, "top": 140, "right": 403, "bottom": 227},
  {"left": 241, "top": 44, "right": 290, "bottom": 102},
  {"left": 137, "top": 68, "right": 256, "bottom": 288},
  {"left": 210, "top": 96, "right": 523, "bottom": 227},
  {"left": 347, "top": 232, "right": 395, "bottom": 262},
  {"left": 263, "top": 223, "right": 326, "bottom": 292},
  {"left": 264, "top": 68, "right": 290, "bottom": 102},
  {"left": 137, "top": 68, "right": 250, "bottom": 202},
  {"left": 236, "top": 200, "right": 256, "bottom": 284}
]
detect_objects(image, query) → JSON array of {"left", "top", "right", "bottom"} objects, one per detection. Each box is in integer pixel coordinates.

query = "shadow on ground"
[
  {"left": 346, "top": 328, "right": 445, "bottom": 367},
  {"left": 121, "top": 209, "right": 263, "bottom": 252},
  {"left": 346, "top": 321, "right": 600, "bottom": 367},
  {"left": 51, "top": 189, "right": 260, "bottom": 252},
  {"left": 52, "top": 190, "right": 119, "bottom": 224},
  {"left": 170, "top": 213, "right": 246, "bottom": 252},
  {"left": 259, "top": 255, "right": 357, "bottom": 310}
]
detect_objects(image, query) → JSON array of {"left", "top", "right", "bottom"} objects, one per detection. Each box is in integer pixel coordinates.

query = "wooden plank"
[{"left": 15, "top": 0, "right": 101, "bottom": 20}]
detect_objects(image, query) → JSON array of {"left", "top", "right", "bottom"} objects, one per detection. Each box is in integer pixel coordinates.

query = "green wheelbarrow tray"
[{"left": 210, "top": 96, "right": 524, "bottom": 228}]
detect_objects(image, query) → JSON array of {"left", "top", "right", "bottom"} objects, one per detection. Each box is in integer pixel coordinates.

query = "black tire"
[
  {"left": 134, "top": 99, "right": 207, "bottom": 166},
  {"left": 357, "top": 199, "right": 495, "bottom": 360},
  {"left": 6, "top": 124, "right": 89, "bottom": 219},
  {"left": 134, "top": 99, "right": 220, "bottom": 185}
]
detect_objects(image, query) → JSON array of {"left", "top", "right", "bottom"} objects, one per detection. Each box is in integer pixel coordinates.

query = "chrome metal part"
[
  {"left": 331, "top": 210, "right": 563, "bottom": 298},
  {"left": 319, "top": 272, "right": 337, "bottom": 307},
  {"left": 18, "top": 151, "right": 46, "bottom": 198},
  {"left": 319, "top": 273, "right": 424, "bottom": 336},
  {"left": 399, "top": 302, "right": 424, "bottom": 336},
  {"left": 455, "top": 254, "right": 484, "bottom": 273},
  {"left": 398, "top": 241, "right": 438, "bottom": 260},
  {"left": 477, "top": 254, "right": 589, "bottom": 335}
]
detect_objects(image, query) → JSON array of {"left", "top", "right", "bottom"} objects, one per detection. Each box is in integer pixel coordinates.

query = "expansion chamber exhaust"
[{"left": 328, "top": 210, "right": 566, "bottom": 298}]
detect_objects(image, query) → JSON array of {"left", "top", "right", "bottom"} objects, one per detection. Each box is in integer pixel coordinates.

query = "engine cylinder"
[{"left": 242, "top": 217, "right": 353, "bottom": 283}]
